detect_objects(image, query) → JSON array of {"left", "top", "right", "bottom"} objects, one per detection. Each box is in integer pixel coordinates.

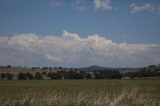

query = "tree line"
[
  {"left": 0, "top": 70, "right": 122, "bottom": 80},
  {"left": 0, "top": 64, "right": 160, "bottom": 80},
  {"left": 124, "top": 65, "right": 160, "bottom": 79}
]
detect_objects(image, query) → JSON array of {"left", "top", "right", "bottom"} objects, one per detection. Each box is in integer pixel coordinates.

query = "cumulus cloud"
[
  {"left": 130, "top": 3, "right": 155, "bottom": 14},
  {"left": 0, "top": 31, "right": 160, "bottom": 67},
  {"left": 94, "top": 0, "right": 112, "bottom": 10},
  {"left": 63, "top": 30, "right": 81, "bottom": 40}
]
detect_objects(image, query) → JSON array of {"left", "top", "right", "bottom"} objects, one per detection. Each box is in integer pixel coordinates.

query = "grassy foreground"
[{"left": 0, "top": 80, "right": 160, "bottom": 106}]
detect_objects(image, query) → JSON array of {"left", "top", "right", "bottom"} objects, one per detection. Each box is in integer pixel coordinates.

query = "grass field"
[{"left": 0, "top": 80, "right": 160, "bottom": 106}]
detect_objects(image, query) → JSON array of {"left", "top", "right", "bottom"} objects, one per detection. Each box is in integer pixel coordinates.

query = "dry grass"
[{"left": 0, "top": 80, "right": 159, "bottom": 106}]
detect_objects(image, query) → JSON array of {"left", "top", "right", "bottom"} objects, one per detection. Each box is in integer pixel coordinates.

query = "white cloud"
[
  {"left": 45, "top": 54, "right": 63, "bottom": 62},
  {"left": 71, "top": 0, "right": 86, "bottom": 11},
  {"left": 130, "top": 3, "right": 155, "bottom": 14},
  {"left": 0, "top": 31, "right": 160, "bottom": 67},
  {"left": 94, "top": 0, "right": 112, "bottom": 10},
  {"left": 62, "top": 30, "right": 81, "bottom": 40},
  {"left": 48, "top": 0, "right": 113, "bottom": 11},
  {"left": 130, "top": 3, "right": 136, "bottom": 8},
  {"left": 48, "top": 0, "right": 86, "bottom": 11}
]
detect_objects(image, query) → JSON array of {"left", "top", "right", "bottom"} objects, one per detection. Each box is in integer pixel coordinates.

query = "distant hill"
[
  {"left": 79, "top": 65, "right": 141, "bottom": 73},
  {"left": 118, "top": 68, "right": 142, "bottom": 74},
  {"left": 79, "top": 65, "right": 113, "bottom": 71},
  {"left": 79, "top": 65, "right": 119, "bottom": 72}
]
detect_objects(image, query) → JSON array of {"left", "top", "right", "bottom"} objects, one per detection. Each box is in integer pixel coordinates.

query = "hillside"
[{"left": 79, "top": 65, "right": 141, "bottom": 73}]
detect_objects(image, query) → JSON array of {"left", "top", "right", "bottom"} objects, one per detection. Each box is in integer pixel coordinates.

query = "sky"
[{"left": 0, "top": 0, "right": 160, "bottom": 67}]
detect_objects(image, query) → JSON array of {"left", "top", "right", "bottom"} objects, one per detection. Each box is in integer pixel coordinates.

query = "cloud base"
[{"left": 0, "top": 31, "right": 160, "bottom": 67}]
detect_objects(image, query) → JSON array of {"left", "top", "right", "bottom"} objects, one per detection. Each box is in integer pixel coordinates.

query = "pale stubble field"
[{"left": 0, "top": 80, "right": 159, "bottom": 106}]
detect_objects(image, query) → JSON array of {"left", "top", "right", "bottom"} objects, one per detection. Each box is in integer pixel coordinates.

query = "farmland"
[{"left": 0, "top": 80, "right": 160, "bottom": 106}]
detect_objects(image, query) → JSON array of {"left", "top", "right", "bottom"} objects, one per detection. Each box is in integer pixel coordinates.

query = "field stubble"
[{"left": 0, "top": 80, "right": 159, "bottom": 106}]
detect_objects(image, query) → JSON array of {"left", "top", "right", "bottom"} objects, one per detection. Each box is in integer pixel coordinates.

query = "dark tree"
[
  {"left": 1, "top": 73, "right": 6, "bottom": 80},
  {"left": 35, "top": 72, "right": 43, "bottom": 79},
  {"left": 26, "top": 72, "right": 34, "bottom": 79},
  {"left": 86, "top": 73, "right": 92, "bottom": 79},
  {"left": 48, "top": 72, "right": 61, "bottom": 79},
  {"left": 18, "top": 73, "right": 27, "bottom": 80},
  {"left": 42, "top": 72, "right": 47, "bottom": 75},
  {"left": 6, "top": 65, "right": 11, "bottom": 68},
  {"left": 6, "top": 73, "right": 14, "bottom": 80}
]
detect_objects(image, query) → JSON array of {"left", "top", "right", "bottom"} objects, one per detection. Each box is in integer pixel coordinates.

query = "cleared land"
[{"left": 0, "top": 80, "right": 160, "bottom": 106}]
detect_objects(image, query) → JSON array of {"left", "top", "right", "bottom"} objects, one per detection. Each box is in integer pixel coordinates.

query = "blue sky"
[
  {"left": 0, "top": 0, "right": 160, "bottom": 67},
  {"left": 0, "top": 0, "right": 160, "bottom": 43}
]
